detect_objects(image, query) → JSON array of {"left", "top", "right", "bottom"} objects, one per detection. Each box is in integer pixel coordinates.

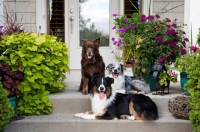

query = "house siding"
[
  {"left": 153, "top": 0, "right": 184, "bottom": 25},
  {"left": 3, "top": 0, "right": 36, "bottom": 32}
]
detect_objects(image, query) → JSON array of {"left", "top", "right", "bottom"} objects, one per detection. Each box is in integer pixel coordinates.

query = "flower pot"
[
  {"left": 148, "top": 63, "right": 155, "bottom": 91},
  {"left": 180, "top": 72, "right": 190, "bottom": 95},
  {"left": 8, "top": 96, "right": 16, "bottom": 109}
]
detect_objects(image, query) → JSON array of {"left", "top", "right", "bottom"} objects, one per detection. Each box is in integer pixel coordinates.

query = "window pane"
[{"left": 79, "top": 0, "right": 109, "bottom": 46}]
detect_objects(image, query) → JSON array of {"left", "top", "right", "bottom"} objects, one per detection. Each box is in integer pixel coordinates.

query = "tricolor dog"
[{"left": 75, "top": 76, "right": 158, "bottom": 120}]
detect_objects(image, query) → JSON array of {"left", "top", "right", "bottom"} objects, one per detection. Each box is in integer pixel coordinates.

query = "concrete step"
[
  {"left": 49, "top": 82, "right": 187, "bottom": 115},
  {"left": 3, "top": 82, "right": 193, "bottom": 132},
  {"left": 4, "top": 114, "right": 193, "bottom": 132}
]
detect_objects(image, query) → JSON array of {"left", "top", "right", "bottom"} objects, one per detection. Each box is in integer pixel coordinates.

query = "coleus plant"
[{"left": 0, "top": 61, "right": 24, "bottom": 97}]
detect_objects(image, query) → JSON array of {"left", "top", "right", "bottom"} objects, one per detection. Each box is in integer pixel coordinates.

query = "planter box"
[{"left": 8, "top": 96, "right": 16, "bottom": 109}]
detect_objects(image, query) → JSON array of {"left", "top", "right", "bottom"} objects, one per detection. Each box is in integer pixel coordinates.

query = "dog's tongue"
[
  {"left": 88, "top": 55, "right": 92, "bottom": 59},
  {"left": 99, "top": 92, "right": 105, "bottom": 100},
  {"left": 112, "top": 73, "right": 118, "bottom": 78}
]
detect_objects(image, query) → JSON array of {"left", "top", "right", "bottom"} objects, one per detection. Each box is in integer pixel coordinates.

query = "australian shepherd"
[
  {"left": 106, "top": 63, "right": 150, "bottom": 94},
  {"left": 75, "top": 75, "right": 158, "bottom": 120}
]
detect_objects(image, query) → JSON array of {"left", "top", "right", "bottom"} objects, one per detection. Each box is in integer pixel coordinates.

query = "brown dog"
[{"left": 79, "top": 38, "right": 105, "bottom": 95}]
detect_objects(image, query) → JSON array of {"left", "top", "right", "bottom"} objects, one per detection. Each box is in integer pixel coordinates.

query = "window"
[{"left": 48, "top": 0, "right": 65, "bottom": 42}]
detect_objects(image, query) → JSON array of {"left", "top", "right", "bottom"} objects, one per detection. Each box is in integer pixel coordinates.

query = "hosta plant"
[{"left": 0, "top": 33, "right": 69, "bottom": 115}]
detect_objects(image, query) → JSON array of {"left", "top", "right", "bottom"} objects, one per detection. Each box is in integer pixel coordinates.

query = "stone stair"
[{"left": 3, "top": 82, "right": 193, "bottom": 132}]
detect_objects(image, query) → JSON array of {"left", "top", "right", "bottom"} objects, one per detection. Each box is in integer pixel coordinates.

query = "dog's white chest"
[
  {"left": 91, "top": 93, "right": 116, "bottom": 114},
  {"left": 110, "top": 75, "right": 125, "bottom": 90}
]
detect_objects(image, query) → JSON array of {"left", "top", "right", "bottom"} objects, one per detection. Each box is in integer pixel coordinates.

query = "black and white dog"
[
  {"left": 75, "top": 76, "right": 158, "bottom": 120},
  {"left": 106, "top": 63, "right": 150, "bottom": 94}
]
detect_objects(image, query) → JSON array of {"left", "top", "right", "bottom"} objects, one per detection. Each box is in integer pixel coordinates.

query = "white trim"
[
  {"left": 36, "top": 0, "right": 47, "bottom": 34},
  {"left": 184, "top": 0, "right": 190, "bottom": 51},
  {"left": 119, "top": 0, "right": 124, "bottom": 15},
  {"left": 64, "top": 0, "right": 69, "bottom": 43},
  {"left": 142, "top": 0, "right": 152, "bottom": 15},
  {"left": 0, "top": 0, "right": 3, "bottom": 26}
]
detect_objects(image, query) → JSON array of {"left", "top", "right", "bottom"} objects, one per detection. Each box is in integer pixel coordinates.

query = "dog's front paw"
[
  {"left": 128, "top": 115, "right": 136, "bottom": 120},
  {"left": 81, "top": 114, "right": 95, "bottom": 120},
  {"left": 120, "top": 115, "right": 130, "bottom": 119},
  {"left": 75, "top": 113, "right": 85, "bottom": 118}
]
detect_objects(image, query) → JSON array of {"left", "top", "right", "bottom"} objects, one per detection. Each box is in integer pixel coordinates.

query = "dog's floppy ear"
[
  {"left": 81, "top": 39, "right": 87, "bottom": 46},
  {"left": 120, "top": 64, "right": 126, "bottom": 70},
  {"left": 106, "top": 63, "right": 113, "bottom": 70},
  {"left": 91, "top": 75, "right": 100, "bottom": 86},
  {"left": 105, "top": 77, "right": 114, "bottom": 86},
  {"left": 93, "top": 38, "right": 100, "bottom": 48}
]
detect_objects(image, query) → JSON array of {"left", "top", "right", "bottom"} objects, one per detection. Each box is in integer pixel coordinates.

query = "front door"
[{"left": 65, "top": 0, "right": 122, "bottom": 82}]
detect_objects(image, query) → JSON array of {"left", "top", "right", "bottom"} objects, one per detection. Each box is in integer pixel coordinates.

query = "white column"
[
  {"left": 189, "top": 0, "right": 200, "bottom": 45},
  {"left": 36, "top": 0, "right": 47, "bottom": 34}
]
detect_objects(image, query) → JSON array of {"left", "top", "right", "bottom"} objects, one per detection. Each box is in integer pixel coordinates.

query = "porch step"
[{"left": 3, "top": 82, "right": 193, "bottom": 132}]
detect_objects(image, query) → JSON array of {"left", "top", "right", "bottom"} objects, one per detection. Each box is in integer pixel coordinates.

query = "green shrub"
[
  {"left": 0, "top": 33, "right": 69, "bottom": 115},
  {"left": 0, "top": 79, "right": 14, "bottom": 131},
  {"left": 184, "top": 28, "right": 200, "bottom": 132}
]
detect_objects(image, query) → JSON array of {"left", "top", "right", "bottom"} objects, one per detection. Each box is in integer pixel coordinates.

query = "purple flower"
[
  {"left": 112, "top": 26, "right": 116, "bottom": 30},
  {"left": 172, "top": 23, "right": 177, "bottom": 28},
  {"left": 171, "top": 71, "right": 177, "bottom": 77},
  {"left": 181, "top": 49, "right": 187, "bottom": 55},
  {"left": 111, "top": 37, "right": 115, "bottom": 41},
  {"left": 140, "top": 14, "right": 147, "bottom": 23},
  {"left": 112, "top": 14, "right": 118, "bottom": 17},
  {"left": 123, "top": 18, "right": 128, "bottom": 23},
  {"left": 166, "top": 18, "right": 171, "bottom": 22},
  {"left": 156, "top": 35, "right": 162, "bottom": 42},
  {"left": 113, "top": 41, "right": 117, "bottom": 45},
  {"left": 158, "top": 59, "right": 163, "bottom": 64},
  {"left": 183, "top": 31, "right": 186, "bottom": 34},
  {"left": 190, "top": 46, "right": 199, "bottom": 53},
  {"left": 166, "top": 24, "right": 171, "bottom": 28},
  {"left": 131, "top": 24, "right": 136, "bottom": 29},
  {"left": 0, "top": 26, "right": 3, "bottom": 29},
  {"left": 130, "top": 60, "right": 135, "bottom": 66},
  {"left": 161, "top": 56, "right": 167, "bottom": 61},
  {"left": 184, "top": 38, "right": 189, "bottom": 42},
  {"left": 158, "top": 56, "right": 167, "bottom": 64},
  {"left": 169, "top": 52, "right": 174, "bottom": 57},
  {"left": 155, "top": 14, "right": 160, "bottom": 18},
  {"left": 117, "top": 39, "right": 122, "bottom": 47},
  {"left": 166, "top": 29, "right": 175, "bottom": 35},
  {"left": 111, "top": 50, "right": 114, "bottom": 53},
  {"left": 147, "top": 15, "right": 154, "bottom": 20},
  {"left": 119, "top": 27, "right": 127, "bottom": 33}
]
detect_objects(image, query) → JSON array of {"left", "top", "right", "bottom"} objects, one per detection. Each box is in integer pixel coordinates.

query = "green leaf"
[
  {"left": 17, "top": 51, "right": 25, "bottom": 57},
  {"left": 35, "top": 36, "right": 46, "bottom": 45},
  {"left": 33, "top": 83, "right": 40, "bottom": 89},
  {"left": 34, "top": 72, "right": 44, "bottom": 79}
]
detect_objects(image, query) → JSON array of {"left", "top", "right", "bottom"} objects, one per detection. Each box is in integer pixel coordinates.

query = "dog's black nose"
[
  {"left": 100, "top": 87, "right": 104, "bottom": 91},
  {"left": 114, "top": 69, "right": 117, "bottom": 72}
]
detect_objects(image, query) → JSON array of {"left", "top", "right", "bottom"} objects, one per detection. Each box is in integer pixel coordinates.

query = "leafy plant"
[
  {"left": 0, "top": 78, "right": 14, "bottom": 131},
  {"left": 111, "top": 12, "right": 188, "bottom": 80},
  {"left": 183, "top": 28, "right": 200, "bottom": 132},
  {"left": 158, "top": 63, "right": 178, "bottom": 86},
  {"left": 0, "top": 33, "right": 69, "bottom": 115}
]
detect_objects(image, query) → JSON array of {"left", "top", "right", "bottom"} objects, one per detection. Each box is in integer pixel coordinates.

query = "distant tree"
[{"left": 79, "top": 0, "right": 109, "bottom": 46}]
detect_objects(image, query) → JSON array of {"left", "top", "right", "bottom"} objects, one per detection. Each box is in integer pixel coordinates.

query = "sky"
[{"left": 80, "top": 0, "right": 109, "bottom": 34}]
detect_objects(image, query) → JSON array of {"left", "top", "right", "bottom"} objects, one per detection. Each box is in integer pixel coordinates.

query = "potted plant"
[
  {"left": 175, "top": 28, "right": 200, "bottom": 95},
  {"left": 111, "top": 13, "right": 188, "bottom": 90}
]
